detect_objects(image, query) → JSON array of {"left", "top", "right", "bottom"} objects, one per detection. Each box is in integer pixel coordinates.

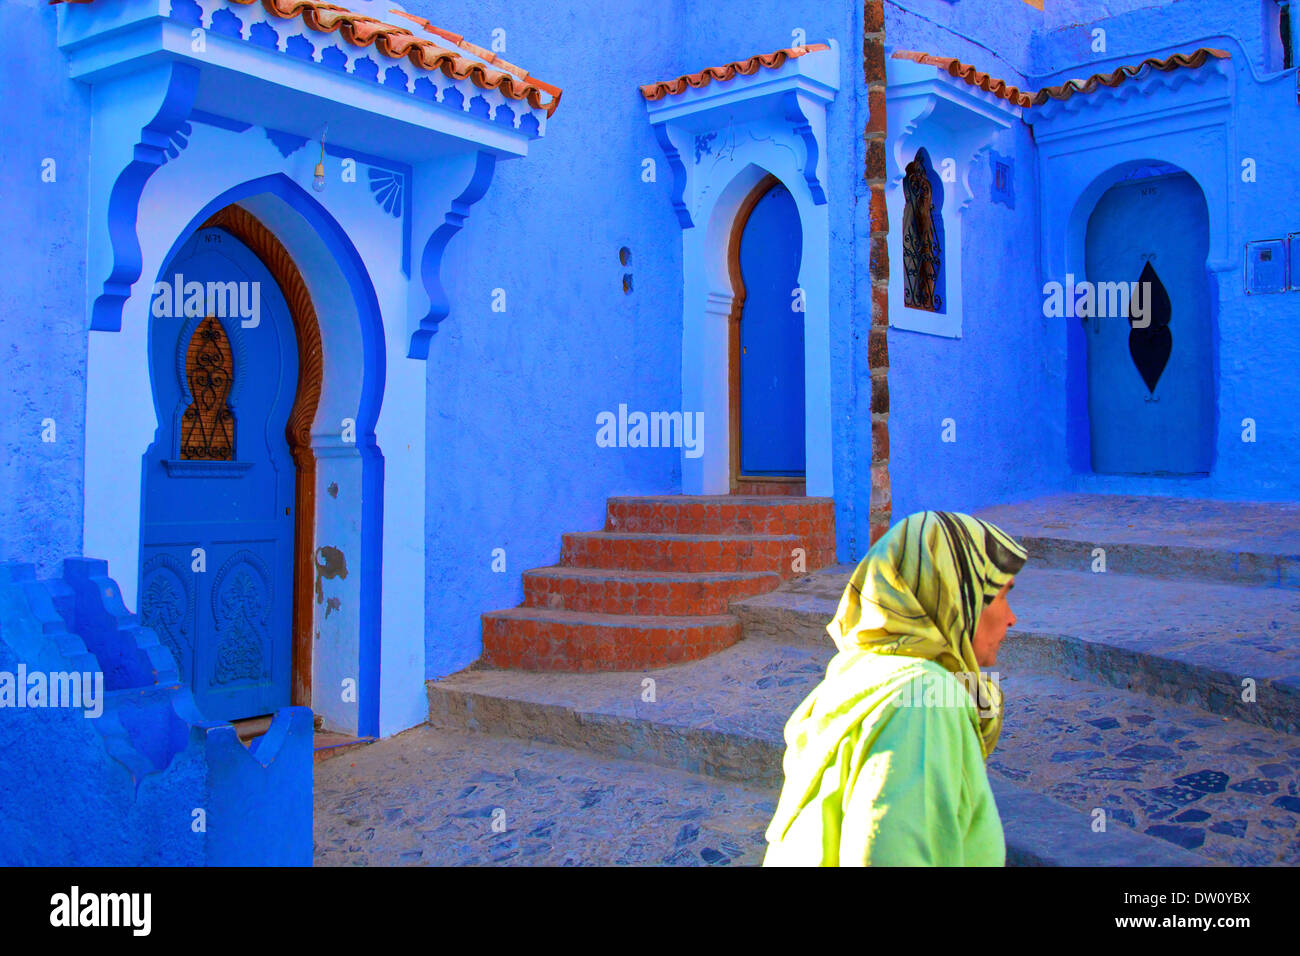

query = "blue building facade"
[{"left": 1, "top": 0, "right": 1297, "bottom": 862}]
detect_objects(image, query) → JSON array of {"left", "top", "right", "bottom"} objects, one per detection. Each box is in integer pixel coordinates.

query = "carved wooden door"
[{"left": 139, "top": 226, "right": 298, "bottom": 722}]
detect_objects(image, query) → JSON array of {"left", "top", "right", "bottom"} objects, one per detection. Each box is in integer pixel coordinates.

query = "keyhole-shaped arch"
[{"left": 902, "top": 147, "right": 945, "bottom": 314}]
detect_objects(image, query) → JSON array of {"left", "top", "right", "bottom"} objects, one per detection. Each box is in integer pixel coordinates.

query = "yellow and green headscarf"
[{"left": 827, "top": 511, "right": 1027, "bottom": 757}]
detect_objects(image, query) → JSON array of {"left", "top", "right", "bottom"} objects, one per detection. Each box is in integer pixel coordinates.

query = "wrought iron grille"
[
  {"left": 902, "top": 154, "right": 944, "bottom": 313},
  {"left": 180, "top": 316, "right": 235, "bottom": 460}
]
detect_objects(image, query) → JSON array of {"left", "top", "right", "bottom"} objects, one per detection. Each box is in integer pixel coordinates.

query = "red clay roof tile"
[
  {"left": 892, "top": 47, "right": 1230, "bottom": 110},
  {"left": 1032, "top": 47, "right": 1229, "bottom": 105},
  {"left": 50, "top": 0, "right": 562, "bottom": 116},
  {"left": 891, "top": 50, "right": 1034, "bottom": 108},
  {"left": 640, "top": 44, "right": 830, "bottom": 102}
]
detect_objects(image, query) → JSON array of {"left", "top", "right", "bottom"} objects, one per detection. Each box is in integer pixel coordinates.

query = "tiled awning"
[
  {"left": 640, "top": 40, "right": 839, "bottom": 223},
  {"left": 52, "top": 0, "right": 561, "bottom": 116},
  {"left": 640, "top": 44, "right": 830, "bottom": 101},
  {"left": 891, "top": 47, "right": 1230, "bottom": 110},
  {"left": 57, "top": 0, "right": 560, "bottom": 344},
  {"left": 1035, "top": 48, "right": 1229, "bottom": 105},
  {"left": 890, "top": 50, "right": 1033, "bottom": 108}
]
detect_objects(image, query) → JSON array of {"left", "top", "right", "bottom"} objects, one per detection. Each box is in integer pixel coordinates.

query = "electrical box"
[{"left": 1245, "top": 238, "right": 1289, "bottom": 294}]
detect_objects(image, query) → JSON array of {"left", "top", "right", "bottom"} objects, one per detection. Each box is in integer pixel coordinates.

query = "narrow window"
[
  {"left": 1284, "top": 1, "right": 1295, "bottom": 69},
  {"left": 1266, "top": 0, "right": 1294, "bottom": 71},
  {"left": 180, "top": 316, "right": 235, "bottom": 460},
  {"left": 902, "top": 148, "right": 945, "bottom": 313}
]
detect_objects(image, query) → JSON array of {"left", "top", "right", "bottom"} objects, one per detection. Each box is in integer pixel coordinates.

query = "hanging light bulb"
[{"left": 312, "top": 124, "right": 328, "bottom": 193}]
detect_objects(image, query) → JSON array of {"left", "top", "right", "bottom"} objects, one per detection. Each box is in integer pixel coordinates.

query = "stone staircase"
[
  {"left": 481, "top": 496, "right": 835, "bottom": 671},
  {"left": 434, "top": 494, "right": 1300, "bottom": 865}
]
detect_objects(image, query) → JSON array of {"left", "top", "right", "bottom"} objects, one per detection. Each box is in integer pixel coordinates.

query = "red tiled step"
[
  {"left": 605, "top": 496, "right": 836, "bottom": 569},
  {"left": 522, "top": 566, "right": 779, "bottom": 616},
  {"left": 482, "top": 494, "right": 838, "bottom": 671},
  {"left": 481, "top": 608, "right": 742, "bottom": 671},
  {"left": 561, "top": 532, "right": 800, "bottom": 577}
]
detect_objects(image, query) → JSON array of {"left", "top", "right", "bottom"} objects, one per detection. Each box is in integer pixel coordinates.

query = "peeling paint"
[
  {"left": 325, "top": 597, "right": 341, "bottom": 619},
  {"left": 327, "top": 482, "right": 339, "bottom": 498},
  {"left": 314, "top": 545, "right": 349, "bottom": 604}
]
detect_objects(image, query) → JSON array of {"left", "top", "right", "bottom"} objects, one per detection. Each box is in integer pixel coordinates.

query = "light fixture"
[{"left": 312, "top": 123, "right": 328, "bottom": 193}]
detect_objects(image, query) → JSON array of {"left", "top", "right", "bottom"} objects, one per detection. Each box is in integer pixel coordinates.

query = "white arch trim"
[{"left": 645, "top": 40, "right": 840, "bottom": 496}]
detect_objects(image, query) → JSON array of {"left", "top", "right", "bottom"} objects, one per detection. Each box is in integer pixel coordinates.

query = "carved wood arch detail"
[{"left": 199, "top": 203, "right": 323, "bottom": 708}]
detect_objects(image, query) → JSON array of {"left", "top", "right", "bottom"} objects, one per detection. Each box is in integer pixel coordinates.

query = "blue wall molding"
[
  {"left": 322, "top": 142, "right": 414, "bottom": 279},
  {"left": 91, "top": 63, "right": 201, "bottom": 333},
  {"left": 56, "top": 0, "right": 553, "bottom": 139},
  {"left": 410, "top": 150, "right": 497, "bottom": 359}
]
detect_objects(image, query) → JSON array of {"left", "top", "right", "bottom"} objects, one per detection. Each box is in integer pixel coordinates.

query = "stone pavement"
[
  {"left": 994, "top": 670, "right": 1300, "bottom": 865},
  {"left": 313, "top": 725, "right": 774, "bottom": 866},
  {"left": 320, "top": 494, "right": 1300, "bottom": 866}
]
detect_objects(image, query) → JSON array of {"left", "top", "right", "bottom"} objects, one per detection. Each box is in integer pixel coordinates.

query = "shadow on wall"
[{"left": 0, "top": 559, "right": 312, "bottom": 865}]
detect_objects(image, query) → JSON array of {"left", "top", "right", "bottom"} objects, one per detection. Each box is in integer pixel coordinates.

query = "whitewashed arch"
[{"left": 645, "top": 40, "right": 840, "bottom": 496}]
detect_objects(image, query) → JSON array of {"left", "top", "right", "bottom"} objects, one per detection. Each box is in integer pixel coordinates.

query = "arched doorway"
[
  {"left": 138, "top": 206, "right": 322, "bottom": 722},
  {"left": 1083, "top": 169, "right": 1214, "bottom": 474},
  {"left": 729, "top": 175, "right": 806, "bottom": 494}
]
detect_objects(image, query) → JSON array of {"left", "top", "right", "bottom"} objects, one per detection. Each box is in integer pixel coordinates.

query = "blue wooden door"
[
  {"left": 739, "top": 182, "right": 805, "bottom": 477},
  {"left": 139, "top": 226, "right": 298, "bottom": 722},
  {"left": 1084, "top": 172, "right": 1214, "bottom": 474}
]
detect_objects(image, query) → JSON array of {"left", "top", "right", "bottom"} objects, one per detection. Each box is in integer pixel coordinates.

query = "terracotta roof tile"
[
  {"left": 891, "top": 50, "right": 1034, "bottom": 108},
  {"left": 386, "top": 11, "right": 531, "bottom": 81},
  {"left": 50, "top": 0, "right": 562, "bottom": 116},
  {"left": 1032, "top": 47, "right": 1229, "bottom": 105},
  {"left": 892, "top": 47, "right": 1230, "bottom": 110},
  {"left": 640, "top": 44, "right": 830, "bottom": 101}
]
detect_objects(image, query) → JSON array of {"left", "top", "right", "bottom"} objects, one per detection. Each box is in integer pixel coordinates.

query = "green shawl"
[
  {"left": 763, "top": 511, "right": 1027, "bottom": 866},
  {"left": 826, "top": 511, "right": 1027, "bottom": 757}
]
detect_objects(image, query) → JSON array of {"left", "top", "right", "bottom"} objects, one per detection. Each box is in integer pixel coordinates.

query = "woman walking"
[{"left": 763, "top": 511, "right": 1027, "bottom": 866}]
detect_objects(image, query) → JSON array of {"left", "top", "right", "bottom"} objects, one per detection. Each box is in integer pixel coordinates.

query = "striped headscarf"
[{"left": 827, "top": 511, "right": 1027, "bottom": 757}]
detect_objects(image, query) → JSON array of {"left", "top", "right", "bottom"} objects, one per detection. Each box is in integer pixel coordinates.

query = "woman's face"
[{"left": 972, "top": 579, "right": 1016, "bottom": 667}]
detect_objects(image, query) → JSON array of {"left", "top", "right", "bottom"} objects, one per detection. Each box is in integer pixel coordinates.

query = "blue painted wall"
[
  {"left": 885, "top": 0, "right": 1300, "bottom": 519},
  {"left": 414, "top": 0, "right": 868, "bottom": 675},
  {"left": 1033, "top": 0, "right": 1273, "bottom": 74},
  {"left": 1032, "top": 0, "right": 1300, "bottom": 499},
  {"left": 3, "top": 0, "right": 1300, "bottom": 694},
  {"left": 0, "top": 560, "right": 312, "bottom": 865},
  {"left": 885, "top": 0, "right": 1060, "bottom": 521},
  {"left": 0, "top": 1, "right": 90, "bottom": 578}
]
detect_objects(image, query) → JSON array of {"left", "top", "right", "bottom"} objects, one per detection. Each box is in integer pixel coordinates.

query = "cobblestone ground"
[
  {"left": 313, "top": 726, "right": 777, "bottom": 866},
  {"left": 994, "top": 671, "right": 1300, "bottom": 865}
]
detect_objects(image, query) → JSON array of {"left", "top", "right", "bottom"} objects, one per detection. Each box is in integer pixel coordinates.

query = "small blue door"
[
  {"left": 1084, "top": 172, "right": 1214, "bottom": 474},
  {"left": 139, "top": 226, "right": 298, "bottom": 722},
  {"left": 738, "top": 182, "right": 805, "bottom": 477}
]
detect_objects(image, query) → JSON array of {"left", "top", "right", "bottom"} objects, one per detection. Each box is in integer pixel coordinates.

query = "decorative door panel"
[
  {"left": 1084, "top": 172, "right": 1214, "bottom": 475},
  {"left": 738, "top": 182, "right": 806, "bottom": 477},
  {"left": 139, "top": 226, "right": 298, "bottom": 722},
  {"left": 139, "top": 548, "right": 196, "bottom": 683}
]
